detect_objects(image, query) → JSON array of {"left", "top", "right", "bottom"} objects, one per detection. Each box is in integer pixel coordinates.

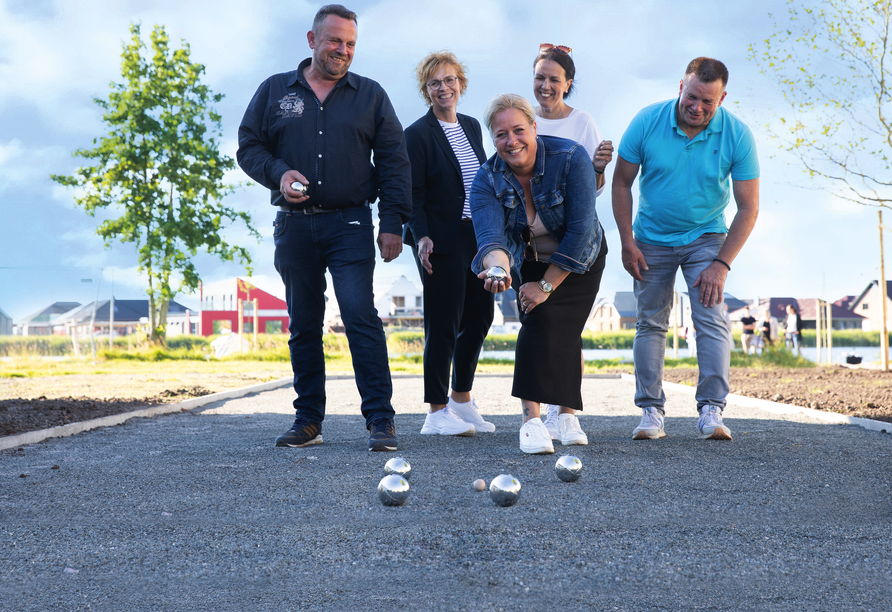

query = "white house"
[{"left": 375, "top": 275, "right": 424, "bottom": 328}]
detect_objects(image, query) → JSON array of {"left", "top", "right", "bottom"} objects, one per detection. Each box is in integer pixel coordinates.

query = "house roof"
[
  {"left": 737, "top": 297, "right": 865, "bottom": 321},
  {"left": 59, "top": 299, "right": 190, "bottom": 325},
  {"left": 19, "top": 302, "right": 82, "bottom": 325},
  {"left": 834, "top": 295, "right": 856, "bottom": 310},
  {"left": 850, "top": 280, "right": 892, "bottom": 310},
  {"left": 796, "top": 298, "right": 865, "bottom": 321},
  {"left": 605, "top": 292, "right": 635, "bottom": 318}
]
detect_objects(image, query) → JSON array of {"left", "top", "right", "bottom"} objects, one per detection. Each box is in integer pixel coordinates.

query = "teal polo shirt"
[{"left": 617, "top": 98, "right": 759, "bottom": 247}]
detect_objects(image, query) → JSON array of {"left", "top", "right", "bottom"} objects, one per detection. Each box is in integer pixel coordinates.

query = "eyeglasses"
[
  {"left": 521, "top": 225, "right": 539, "bottom": 262},
  {"left": 539, "top": 43, "right": 572, "bottom": 56},
  {"left": 427, "top": 75, "right": 458, "bottom": 90}
]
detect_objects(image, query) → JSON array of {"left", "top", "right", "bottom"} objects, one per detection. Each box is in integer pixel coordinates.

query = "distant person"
[
  {"left": 613, "top": 57, "right": 760, "bottom": 441},
  {"left": 530, "top": 43, "right": 614, "bottom": 440},
  {"left": 403, "top": 51, "right": 494, "bottom": 436},
  {"left": 740, "top": 306, "right": 757, "bottom": 354},
  {"left": 785, "top": 304, "right": 803, "bottom": 356},
  {"left": 471, "top": 93, "right": 608, "bottom": 454},
  {"left": 761, "top": 309, "right": 777, "bottom": 347},
  {"left": 237, "top": 4, "right": 411, "bottom": 452},
  {"left": 685, "top": 325, "right": 697, "bottom": 357}
]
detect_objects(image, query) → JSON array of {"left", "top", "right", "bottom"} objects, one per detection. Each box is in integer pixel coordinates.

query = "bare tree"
[{"left": 750, "top": 0, "right": 892, "bottom": 209}]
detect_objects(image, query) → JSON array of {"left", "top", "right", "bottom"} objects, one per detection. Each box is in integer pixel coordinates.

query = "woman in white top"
[
  {"left": 785, "top": 304, "right": 803, "bottom": 356},
  {"left": 532, "top": 44, "right": 614, "bottom": 440},
  {"left": 533, "top": 44, "right": 614, "bottom": 194}
]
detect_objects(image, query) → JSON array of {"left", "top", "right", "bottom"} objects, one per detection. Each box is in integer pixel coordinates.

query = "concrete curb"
[
  {"left": 619, "top": 372, "right": 890, "bottom": 434},
  {"left": 4, "top": 371, "right": 887, "bottom": 452},
  {"left": 0, "top": 377, "right": 293, "bottom": 451}
]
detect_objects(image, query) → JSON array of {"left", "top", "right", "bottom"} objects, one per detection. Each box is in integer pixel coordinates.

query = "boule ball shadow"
[
  {"left": 377, "top": 474, "right": 410, "bottom": 506},
  {"left": 555, "top": 455, "right": 582, "bottom": 482},
  {"left": 384, "top": 457, "right": 411, "bottom": 479},
  {"left": 489, "top": 474, "right": 521, "bottom": 507}
]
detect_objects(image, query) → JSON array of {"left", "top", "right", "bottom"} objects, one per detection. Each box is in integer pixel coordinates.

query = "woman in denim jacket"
[{"left": 470, "top": 93, "right": 608, "bottom": 454}]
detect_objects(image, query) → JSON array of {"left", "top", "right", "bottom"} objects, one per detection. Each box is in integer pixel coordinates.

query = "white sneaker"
[
  {"left": 419, "top": 407, "right": 475, "bottom": 436},
  {"left": 519, "top": 418, "right": 554, "bottom": 454},
  {"left": 698, "top": 406, "right": 732, "bottom": 440},
  {"left": 447, "top": 398, "right": 496, "bottom": 433},
  {"left": 632, "top": 407, "right": 666, "bottom": 440},
  {"left": 542, "top": 404, "right": 560, "bottom": 440},
  {"left": 557, "top": 413, "right": 588, "bottom": 445}
]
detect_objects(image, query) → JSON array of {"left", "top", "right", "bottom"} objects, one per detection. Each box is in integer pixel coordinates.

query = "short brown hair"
[
  {"left": 313, "top": 4, "right": 357, "bottom": 35},
  {"left": 415, "top": 51, "right": 469, "bottom": 106},
  {"left": 685, "top": 57, "right": 729, "bottom": 87},
  {"left": 484, "top": 93, "right": 536, "bottom": 135}
]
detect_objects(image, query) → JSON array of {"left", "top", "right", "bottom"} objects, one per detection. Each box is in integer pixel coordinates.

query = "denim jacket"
[{"left": 470, "top": 135, "right": 604, "bottom": 281}]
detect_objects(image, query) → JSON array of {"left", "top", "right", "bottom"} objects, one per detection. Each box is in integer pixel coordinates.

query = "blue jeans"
[
  {"left": 632, "top": 234, "right": 731, "bottom": 414},
  {"left": 785, "top": 332, "right": 801, "bottom": 356},
  {"left": 273, "top": 206, "right": 395, "bottom": 426}
]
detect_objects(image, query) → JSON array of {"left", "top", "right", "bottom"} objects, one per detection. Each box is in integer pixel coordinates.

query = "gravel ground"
[{"left": 1, "top": 375, "right": 890, "bottom": 611}]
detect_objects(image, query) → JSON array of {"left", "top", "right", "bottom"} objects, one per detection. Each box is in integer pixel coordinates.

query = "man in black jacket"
[{"left": 237, "top": 4, "right": 411, "bottom": 452}]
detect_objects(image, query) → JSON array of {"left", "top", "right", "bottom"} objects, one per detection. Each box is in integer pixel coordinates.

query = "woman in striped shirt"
[{"left": 403, "top": 51, "right": 495, "bottom": 437}]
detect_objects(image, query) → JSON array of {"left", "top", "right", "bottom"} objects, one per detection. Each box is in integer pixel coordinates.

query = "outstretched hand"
[{"left": 477, "top": 269, "right": 512, "bottom": 294}]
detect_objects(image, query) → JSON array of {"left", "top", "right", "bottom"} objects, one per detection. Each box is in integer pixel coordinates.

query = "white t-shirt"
[{"left": 535, "top": 108, "right": 605, "bottom": 196}]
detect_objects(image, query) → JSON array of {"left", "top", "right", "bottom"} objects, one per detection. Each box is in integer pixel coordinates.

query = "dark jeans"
[
  {"left": 412, "top": 221, "right": 494, "bottom": 405},
  {"left": 273, "top": 206, "right": 395, "bottom": 426}
]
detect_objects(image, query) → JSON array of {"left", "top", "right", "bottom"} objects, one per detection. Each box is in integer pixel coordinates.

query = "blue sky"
[{"left": 0, "top": 0, "right": 880, "bottom": 320}]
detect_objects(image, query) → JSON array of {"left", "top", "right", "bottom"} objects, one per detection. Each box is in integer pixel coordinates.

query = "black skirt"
[{"left": 511, "top": 243, "right": 607, "bottom": 411}]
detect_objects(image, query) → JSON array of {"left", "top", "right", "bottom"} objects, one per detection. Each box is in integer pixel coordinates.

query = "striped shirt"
[{"left": 438, "top": 119, "right": 480, "bottom": 219}]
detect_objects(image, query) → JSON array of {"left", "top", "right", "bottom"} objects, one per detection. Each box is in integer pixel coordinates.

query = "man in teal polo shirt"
[{"left": 612, "top": 57, "right": 759, "bottom": 441}]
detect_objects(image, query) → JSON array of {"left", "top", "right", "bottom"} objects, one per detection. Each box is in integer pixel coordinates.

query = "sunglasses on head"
[
  {"left": 539, "top": 43, "right": 572, "bottom": 56},
  {"left": 521, "top": 225, "right": 539, "bottom": 262}
]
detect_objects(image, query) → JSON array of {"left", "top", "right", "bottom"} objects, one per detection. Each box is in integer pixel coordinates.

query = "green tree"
[
  {"left": 750, "top": 0, "right": 892, "bottom": 209},
  {"left": 52, "top": 24, "right": 258, "bottom": 344}
]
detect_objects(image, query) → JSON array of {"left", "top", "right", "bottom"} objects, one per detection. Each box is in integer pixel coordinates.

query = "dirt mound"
[
  {"left": 0, "top": 386, "right": 212, "bottom": 436},
  {"left": 662, "top": 366, "right": 892, "bottom": 423}
]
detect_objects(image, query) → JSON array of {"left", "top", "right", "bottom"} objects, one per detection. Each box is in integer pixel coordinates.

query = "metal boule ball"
[
  {"left": 555, "top": 455, "right": 582, "bottom": 482},
  {"left": 290, "top": 181, "right": 307, "bottom": 194},
  {"left": 489, "top": 474, "right": 521, "bottom": 507},
  {"left": 377, "top": 474, "right": 410, "bottom": 507},
  {"left": 485, "top": 266, "right": 508, "bottom": 281},
  {"left": 384, "top": 457, "right": 411, "bottom": 479}
]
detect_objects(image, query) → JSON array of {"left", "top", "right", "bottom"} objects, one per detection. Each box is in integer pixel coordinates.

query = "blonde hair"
[
  {"left": 484, "top": 93, "right": 536, "bottom": 135},
  {"left": 414, "top": 51, "right": 468, "bottom": 106}
]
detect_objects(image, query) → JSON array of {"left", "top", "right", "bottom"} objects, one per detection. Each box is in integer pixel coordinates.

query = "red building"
[{"left": 199, "top": 278, "right": 289, "bottom": 336}]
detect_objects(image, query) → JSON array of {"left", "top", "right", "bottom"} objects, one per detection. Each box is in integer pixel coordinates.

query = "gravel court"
[{"left": 1, "top": 375, "right": 890, "bottom": 611}]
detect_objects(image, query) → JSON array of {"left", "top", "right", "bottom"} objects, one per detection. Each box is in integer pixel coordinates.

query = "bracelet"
[
  {"left": 712, "top": 257, "right": 731, "bottom": 271},
  {"left": 594, "top": 168, "right": 604, "bottom": 175}
]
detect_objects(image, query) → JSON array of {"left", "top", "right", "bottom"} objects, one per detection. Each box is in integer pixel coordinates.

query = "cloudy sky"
[{"left": 0, "top": 0, "right": 881, "bottom": 320}]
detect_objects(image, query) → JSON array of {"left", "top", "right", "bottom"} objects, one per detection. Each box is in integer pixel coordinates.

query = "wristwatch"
[{"left": 538, "top": 279, "right": 554, "bottom": 294}]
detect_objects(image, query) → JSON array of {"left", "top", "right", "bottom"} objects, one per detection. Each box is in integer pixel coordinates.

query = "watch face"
[{"left": 539, "top": 280, "right": 553, "bottom": 293}]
